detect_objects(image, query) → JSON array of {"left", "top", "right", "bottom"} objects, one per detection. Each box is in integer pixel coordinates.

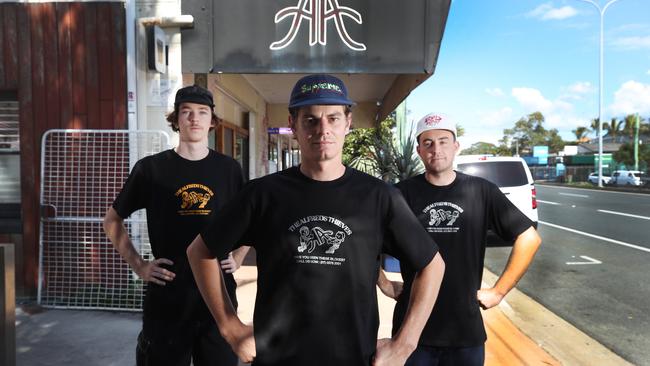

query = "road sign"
[{"left": 268, "top": 127, "right": 293, "bottom": 135}]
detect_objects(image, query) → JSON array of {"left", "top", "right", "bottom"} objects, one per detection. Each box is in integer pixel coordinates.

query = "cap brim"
[
  {"left": 289, "top": 98, "right": 355, "bottom": 108},
  {"left": 175, "top": 98, "right": 214, "bottom": 108}
]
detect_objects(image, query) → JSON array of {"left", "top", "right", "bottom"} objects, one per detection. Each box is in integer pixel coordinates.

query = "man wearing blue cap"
[
  {"left": 104, "top": 85, "right": 249, "bottom": 366},
  {"left": 187, "top": 75, "right": 446, "bottom": 366}
]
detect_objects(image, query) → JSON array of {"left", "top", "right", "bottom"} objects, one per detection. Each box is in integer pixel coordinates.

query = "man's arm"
[
  {"left": 373, "top": 252, "right": 445, "bottom": 365},
  {"left": 187, "top": 235, "right": 255, "bottom": 363},
  {"left": 103, "top": 207, "right": 175, "bottom": 285},
  {"left": 477, "top": 226, "right": 541, "bottom": 309}
]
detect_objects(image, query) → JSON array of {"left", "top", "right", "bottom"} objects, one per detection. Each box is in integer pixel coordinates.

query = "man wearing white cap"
[{"left": 378, "top": 113, "right": 541, "bottom": 365}]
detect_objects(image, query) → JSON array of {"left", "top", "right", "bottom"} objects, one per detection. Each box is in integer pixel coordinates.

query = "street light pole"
[{"left": 576, "top": 0, "right": 622, "bottom": 187}]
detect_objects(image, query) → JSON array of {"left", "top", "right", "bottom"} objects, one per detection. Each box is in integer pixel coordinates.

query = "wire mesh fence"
[
  {"left": 529, "top": 166, "right": 595, "bottom": 183},
  {"left": 38, "top": 130, "right": 170, "bottom": 310}
]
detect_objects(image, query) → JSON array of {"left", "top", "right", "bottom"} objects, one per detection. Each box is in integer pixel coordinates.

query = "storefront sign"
[{"left": 182, "top": 0, "right": 451, "bottom": 74}]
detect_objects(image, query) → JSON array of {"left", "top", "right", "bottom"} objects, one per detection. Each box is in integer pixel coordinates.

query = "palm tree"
[
  {"left": 572, "top": 126, "right": 589, "bottom": 142},
  {"left": 622, "top": 114, "right": 636, "bottom": 139},
  {"left": 604, "top": 117, "right": 622, "bottom": 141},
  {"left": 590, "top": 118, "right": 600, "bottom": 137}
]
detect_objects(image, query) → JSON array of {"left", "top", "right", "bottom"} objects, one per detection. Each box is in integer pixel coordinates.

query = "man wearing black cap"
[
  {"left": 103, "top": 85, "right": 248, "bottom": 366},
  {"left": 187, "top": 75, "right": 446, "bottom": 366}
]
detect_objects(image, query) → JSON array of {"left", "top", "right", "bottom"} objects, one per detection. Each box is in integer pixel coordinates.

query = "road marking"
[
  {"left": 597, "top": 209, "right": 650, "bottom": 221},
  {"left": 537, "top": 200, "right": 560, "bottom": 205},
  {"left": 537, "top": 184, "right": 650, "bottom": 197},
  {"left": 539, "top": 220, "right": 650, "bottom": 254},
  {"left": 566, "top": 255, "right": 602, "bottom": 265},
  {"left": 559, "top": 192, "right": 589, "bottom": 198}
]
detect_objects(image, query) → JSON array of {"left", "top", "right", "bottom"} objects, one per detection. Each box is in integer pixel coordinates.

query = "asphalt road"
[{"left": 484, "top": 184, "right": 650, "bottom": 366}]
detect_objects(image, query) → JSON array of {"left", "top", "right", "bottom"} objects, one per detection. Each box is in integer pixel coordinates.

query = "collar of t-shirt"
[{"left": 293, "top": 165, "right": 352, "bottom": 187}]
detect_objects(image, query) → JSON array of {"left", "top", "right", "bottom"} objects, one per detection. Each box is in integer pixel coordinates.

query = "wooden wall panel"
[
  {"left": 43, "top": 3, "right": 60, "bottom": 131},
  {"left": 29, "top": 6, "right": 46, "bottom": 257},
  {"left": 56, "top": 3, "right": 73, "bottom": 130},
  {"left": 17, "top": 4, "right": 36, "bottom": 294},
  {"left": 2, "top": 4, "right": 18, "bottom": 89},
  {"left": 84, "top": 6, "right": 99, "bottom": 130},
  {"left": 0, "top": 2, "right": 128, "bottom": 295},
  {"left": 97, "top": 3, "right": 112, "bottom": 105},
  {"left": 0, "top": 6, "right": 4, "bottom": 88},
  {"left": 112, "top": 4, "right": 126, "bottom": 129},
  {"left": 70, "top": 3, "right": 86, "bottom": 125}
]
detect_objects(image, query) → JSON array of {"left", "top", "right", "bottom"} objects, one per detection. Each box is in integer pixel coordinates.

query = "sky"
[{"left": 406, "top": 0, "right": 650, "bottom": 149}]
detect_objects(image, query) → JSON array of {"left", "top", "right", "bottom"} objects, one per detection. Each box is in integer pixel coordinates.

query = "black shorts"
[{"left": 136, "top": 321, "right": 238, "bottom": 366}]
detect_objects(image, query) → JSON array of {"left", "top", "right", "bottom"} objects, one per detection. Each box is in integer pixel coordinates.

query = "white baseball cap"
[{"left": 415, "top": 113, "right": 457, "bottom": 140}]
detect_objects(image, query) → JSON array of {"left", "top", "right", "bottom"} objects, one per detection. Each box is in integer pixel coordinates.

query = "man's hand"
[
  {"left": 220, "top": 252, "right": 240, "bottom": 274},
  {"left": 477, "top": 287, "right": 504, "bottom": 310},
  {"left": 224, "top": 323, "right": 256, "bottom": 363},
  {"left": 135, "top": 258, "right": 175, "bottom": 285},
  {"left": 373, "top": 338, "right": 414, "bottom": 366}
]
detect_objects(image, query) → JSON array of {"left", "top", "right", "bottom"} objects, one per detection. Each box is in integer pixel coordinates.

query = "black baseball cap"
[
  {"left": 174, "top": 85, "right": 215, "bottom": 109},
  {"left": 288, "top": 74, "right": 355, "bottom": 108}
]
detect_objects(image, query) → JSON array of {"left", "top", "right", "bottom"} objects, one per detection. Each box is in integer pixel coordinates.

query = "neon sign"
[{"left": 270, "top": 0, "right": 367, "bottom": 51}]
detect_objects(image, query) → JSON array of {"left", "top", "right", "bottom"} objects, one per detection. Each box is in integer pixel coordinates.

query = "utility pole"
[
  {"left": 634, "top": 113, "right": 639, "bottom": 171},
  {"left": 576, "top": 0, "right": 623, "bottom": 187}
]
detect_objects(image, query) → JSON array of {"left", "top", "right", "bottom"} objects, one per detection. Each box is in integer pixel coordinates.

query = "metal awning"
[{"left": 181, "top": 0, "right": 451, "bottom": 124}]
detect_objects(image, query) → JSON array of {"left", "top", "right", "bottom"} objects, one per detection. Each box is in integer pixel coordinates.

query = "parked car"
[
  {"left": 609, "top": 170, "right": 646, "bottom": 186},
  {"left": 454, "top": 155, "right": 538, "bottom": 247},
  {"left": 587, "top": 172, "right": 611, "bottom": 185}
]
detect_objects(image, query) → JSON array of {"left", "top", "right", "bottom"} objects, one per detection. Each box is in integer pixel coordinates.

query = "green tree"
[
  {"left": 343, "top": 117, "right": 395, "bottom": 179},
  {"left": 546, "top": 128, "right": 566, "bottom": 153},
  {"left": 343, "top": 116, "right": 423, "bottom": 182},
  {"left": 613, "top": 142, "right": 650, "bottom": 170},
  {"left": 460, "top": 142, "right": 498, "bottom": 155},
  {"left": 643, "top": 117, "right": 650, "bottom": 135},
  {"left": 501, "top": 112, "right": 565, "bottom": 154},
  {"left": 390, "top": 120, "right": 424, "bottom": 181},
  {"left": 621, "top": 114, "right": 650, "bottom": 138},
  {"left": 456, "top": 124, "right": 465, "bottom": 139}
]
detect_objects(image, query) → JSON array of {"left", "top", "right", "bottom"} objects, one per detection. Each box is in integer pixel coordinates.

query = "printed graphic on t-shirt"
[
  {"left": 288, "top": 215, "right": 352, "bottom": 266},
  {"left": 174, "top": 183, "right": 214, "bottom": 216},
  {"left": 422, "top": 201, "right": 464, "bottom": 233}
]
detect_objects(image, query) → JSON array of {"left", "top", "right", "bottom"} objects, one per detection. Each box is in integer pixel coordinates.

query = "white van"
[
  {"left": 609, "top": 170, "right": 646, "bottom": 186},
  {"left": 454, "top": 155, "right": 538, "bottom": 246}
]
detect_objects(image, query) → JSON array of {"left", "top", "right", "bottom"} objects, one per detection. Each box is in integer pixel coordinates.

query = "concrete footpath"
[{"left": 14, "top": 265, "right": 632, "bottom": 366}]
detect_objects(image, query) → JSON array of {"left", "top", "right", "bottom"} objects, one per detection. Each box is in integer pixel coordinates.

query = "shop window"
[
  {"left": 0, "top": 91, "right": 21, "bottom": 233},
  {"left": 216, "top": 120, "right": 249, "bottom": 179}
]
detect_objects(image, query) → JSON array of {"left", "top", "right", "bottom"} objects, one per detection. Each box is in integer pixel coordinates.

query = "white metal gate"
[{"left": 38, "top": 130, "right": 170, "bottom": 310}]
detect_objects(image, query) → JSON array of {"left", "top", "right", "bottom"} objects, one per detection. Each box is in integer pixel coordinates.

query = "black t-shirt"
[
  {"left": 112, "top": 149, "right": 244, "bottom": 332},
  {"left": 201, "top": 166, "right": 438, "bottom": 366},
  {"left": 393, "top": 172, "right": 533, "bottom": 347}
]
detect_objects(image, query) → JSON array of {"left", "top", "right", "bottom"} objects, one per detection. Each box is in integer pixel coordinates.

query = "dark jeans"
[
  {"left": 405, "top": 344, "right": 485, "bottom": 366},
  {"left": 136, "top": 322, "right": 238, "bottom": 366}
]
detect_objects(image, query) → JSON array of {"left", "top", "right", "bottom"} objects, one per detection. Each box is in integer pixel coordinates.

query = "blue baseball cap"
[{"left": 288, "top": 74, "right": 355, "bottom": 108}]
